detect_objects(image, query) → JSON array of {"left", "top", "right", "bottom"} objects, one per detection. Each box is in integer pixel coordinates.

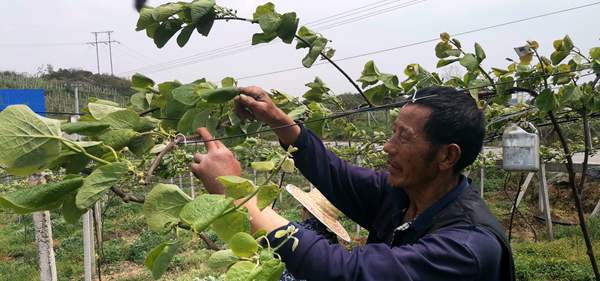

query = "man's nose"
[{"left": 383, "top": 141, "right": 394, "bottom": 155}]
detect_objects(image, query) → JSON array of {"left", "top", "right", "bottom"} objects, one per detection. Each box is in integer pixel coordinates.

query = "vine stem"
[
  {"left": 214, "top": 15, "right": 373, "bottom": 107},
  {"left": 548, "top": 111, "right": 600, "bottom": 280},
  {"left": 110, "top": 186, "right": 145, "bottom": 204},
  {"left": 145, "top": 135, "right": 184, "bottom": 187},
  {"left": 60, "top": 139, "right": 111, "bottom": 165}
]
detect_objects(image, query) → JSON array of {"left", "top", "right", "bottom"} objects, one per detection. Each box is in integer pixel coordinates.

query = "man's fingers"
[
  {"left": 197, "top": 127, "right": 218, "bottom": 151},
  {"left": 234, "top": 96, "right": 255, "bottom": 120},
  {"left": 238, "top": 86, "right": 266, "bottom": 100},
  {"left": 193, "top": 153, "right": 204, "bottom": 163}
]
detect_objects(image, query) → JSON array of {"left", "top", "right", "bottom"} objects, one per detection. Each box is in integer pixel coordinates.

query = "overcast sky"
[{"left": 1, "top": 0, "right": 598, "bottom": 95}]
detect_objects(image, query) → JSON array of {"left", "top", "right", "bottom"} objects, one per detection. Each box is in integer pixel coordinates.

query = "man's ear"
[{"left": 438, "top": 144, "right": 461, "bottom": 171}]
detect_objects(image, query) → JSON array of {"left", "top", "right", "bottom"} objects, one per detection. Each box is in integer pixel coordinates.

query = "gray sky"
[{"left": 1, "top": 0, "right": 599, "bottom": 95}]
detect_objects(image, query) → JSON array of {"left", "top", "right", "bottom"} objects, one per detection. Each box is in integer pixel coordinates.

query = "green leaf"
[
  {"left": 0, "top": 105, "right": 62, "bottom": 176},
  {"left": 199, "top": 87, "right": 240, "bottom": 103},
  {"left": 0, "top": 177, "right": 83, "bottom": 214},
  {"left": 561, "top": 84, "right": 583, "bottom": 104},
  {"left": 132, "top": 73, "right": 155, "bottom": 88},
  {"left": 302, "top": 37, "right": 327, "bottom": 68},
  {"left": 364, "top": 84, "right": 388, "bottom": 104},
  {"left": 145, "top": 241, "right": 181, "bottom": 280},
  {"left": 590, "top": 47, "right": 600, "bottom": 60},
  {"left": 221, "top": 77, "right": 237, "bottom": 87},
  {"left": 97, "top": 129, "right": 139, "bottom": 151},
  {"left": 87, "top": 102, "right": 123, "bottom": 120},
  {"left": 436, "top": 58, "right": 459, "bottom": 68},
  {"left": 259, "top": 14, "right": 281, "bottom": 34},
  {"left": 281, "top": 158, "right": 295, "bottom": 173},
  {"left": 136, "top": 8, "right": 155, "bottom": 31},
  {"left": 212, "top": 210, "right": 250, "bottom": 242},
  {"left": 152, "top": 3, "right": 183, "bottom": 21},
  {"left": 491, "top": 67, "right": 509, "bottom": 77},
  {"left": 179, "top": 194, "right": 234, "bottom": 233},
  {"left": 75, "top": 162, "right": 128, "bottom": 209},
  {"left": 305, "top": 102, "right": 327, "bottom": 137},
  {"left": 459, "top": 54, "right": 479, "bottom": 72},
  {"left": 195, "top": 9, "right": 215, "bottom": 36},
  {"left": 144, "top": 184, "right": 191, "bottom": 233},
  {"left": 229, "top": 232, "right": 259, "bottom": 258},
  {"left": 217, "top": 176, "right": 256, "bottom": 199},
  {"left": 250, "top": 161, "right": 275, "bottom": 172},
  {"left": 177, "top": 25, "right": 195, "bottom": 47},
  {"left": 445, "top": 49, "right": 461, "bottom": 57},
  {"left": 252, "top": 32, "right": 278, "bottom": 45},
  {"left": 256, "top": 183, "right": 279, "bottom": 210},
  {"left": 253, "top": 2, "right": 276, "bottom": 20},
  {"left": 189, "top": 0, "right": 215, "bottom": 24},
  {"left": 128, "top": 134, "right": 155, "bottom": 156},
  {"left": 434, "top": 42, "right": 452, "bottom": 59},
  {"left": 101, "top": 110, "right": 140, "bottom": 130},
  {"left": 379, "top": 73, "right": 401, "bottom": 91},
  {"left": 277, "top": 12, "right": 299, "bottom": 44},
  {"left": 225, "top": 261, "right": 255, "bottom": 281},
  {"left": 535, "top": 88, "right": 560, "bottom": 112},
  {"left": 357, "top": 60, "right": 381, "bottom": 88},
  {"left": 252, "top": 258, "right": 285, "bottom": 281},
  {"left": 208, "top": 249, "right": 239, "bottom": 270},
  {"left": 474, "top": 43, "right": 486, "bottom": 62},
  {"left": 61, "top": 190, "right": 87, "bottom": 224},
  {"left": 551, "top": 51, "right": 570, "bottom": 66},
  {"left": 176, "top": 108, "right": 216, "bottom": 135},
  {"left": 562, "top": 35, "right": 574, "bottom": 51},
  {"left": 61, "top": 121, "right": 110, "bottom": 136},
  {"left": 154, "top": 19, "right": 183, "bottom": 48},
  {"left": 172, "top": 84, "right": 201, "bottom": 105}
]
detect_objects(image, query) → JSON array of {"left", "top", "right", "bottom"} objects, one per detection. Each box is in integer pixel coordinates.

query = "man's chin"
[{"left": 387, "top": 174, "right": 404, "bottom": 188}]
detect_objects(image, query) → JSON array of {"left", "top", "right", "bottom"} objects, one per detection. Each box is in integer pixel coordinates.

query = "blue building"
[{"left": 0, "top": 89, "right": 46, "bottom": 114}]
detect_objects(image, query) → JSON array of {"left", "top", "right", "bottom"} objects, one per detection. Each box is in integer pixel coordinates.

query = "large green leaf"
[
  {"left": 0, "top": 105, "right": 62, "bottom": 176},
  {"left": 252, "top": 32, "right": 278, "bottom": 45},
  {"left": 217, "top": 176, "right": 256, "bottom": 199},
  {"left": 474, "top": 43, "right": 486, "bottom": 62},
  {"left": 229, "top": 232, "right": 259, "bottom": 258},
  {"left": 434, "top": 42, "right": 452, "bottom": 59},
  {"left": 88, "top": 102, "right": 124, "bottom": 120},
  {"left": 62, "top": 190, "right": 87, "bottom": 224},
  {"left": 145, "top": 241, "right": 181, "bottom": 280},
  {"left": 212, "top": 210, "right": 250, "bottom": 243},
  {"left": 357, "top": 60, "right": 381, "bottom": 89},
  {"left": 256, "top": 183, "right": 279, "bottom": 210},
  {"left": 253, "top": 2, "right": 276, "bottom": 20},
  {"left": 535, "top": 89, "right": 560, "bottom": 112},
  {"left": 195, "top": 9, "right": 216, "bottom": 36},
  {"left": 132, "top": 73, "right": 155, "bottom": 88},
  {"left": 177, "top": 25, "right": 195, "bottom": 47},
  {"left": 129, "top": 134, "right": 155, "bottom": 156},
  {"left": 101, "top": 110, "right": 140, "bottom": 130},
  {"left": 277, "top": 12, "right": 299, "bottom": 44},
  {"left": 189, "top": 0, "right": 215, "bottom": 24},
  {"left": 75, "top": 162, "right": 128, "bottom": 209},
  {"left": 179, "top": 194, "right": 234, "bottom": 233},
  {"left": 0, "top": 177, "right": 83, "bottom": 214},
  {"left": 97, "top": 129, "right": 139, "bottom": 151},
  {"left": 379, "top": 73, "right": 401, "bottom": 91},
  {"left": 551, "top": 50, "right": 570, "bottom": 66},
  {"left": 61, "top": 121, "right": 110, "bottom": 136},
  {"left": 199, "top": 87, "right": 240, "bottom": 103},
  {"left": 459, "top": 54, "right": 479, "bottom": 72},
  {"left": 259, "top": 14, "right": 281, "bottom": 34},
  {"left": 176, "top": 108, "right": 217, "bottom": 135},
  {"left": 252, "top": 259, "right": 285, "bottom": 281},
  {"left": 154, "top": 19, "right": 183, "bottom": 48},
  {"left": 172, "top": 84, "right": 200, "bottom": 106},
  {"left": 144, "top": 184, "right": 192, "bottom": 233},
  {"left": 136, "top": 8, "right": 155, "bottom": 31},
  {"left": 225, "top": 261, "right": 255, "bottom": 281},
  {"left": 208, "top": 249, "right": 239, "bottom": 270},
  {"left": 590, "top": 47, "right": 600, "bottom": 60},
  {"left": 302, "top": 37, "right": 327, "bottom": 68},
  {"left": 151, "top": 3, "right": 183, "bottom": 21}
]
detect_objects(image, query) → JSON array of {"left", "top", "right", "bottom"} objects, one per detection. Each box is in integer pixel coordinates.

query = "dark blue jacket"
[{"left": 268, "top": 126, "right": 515, "bottom": 280}]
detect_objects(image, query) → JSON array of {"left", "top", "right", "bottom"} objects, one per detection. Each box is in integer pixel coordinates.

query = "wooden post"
[
  {"left": 189, "top": 172, "right": 196, "bottom": 199},
  {"left": 480, "top": 166, "right": 485, "bottom": 199},
  {"left": 511, "top": 172, "right": 535, "bottom": 212},
  {"left": 538, "top": 163, "right": 554, "bottom": 239},
  {"left": 83, "top": 210, "right": 95, "bottom": 281},
  {"left": 30, "top": 174, "right": 58, "bottom": 281}
]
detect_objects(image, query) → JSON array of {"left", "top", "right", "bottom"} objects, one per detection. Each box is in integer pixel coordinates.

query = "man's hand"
[
  {"left": 191, "top": 128, "right": 241, "bottom": 195},
  {"left": 234, "top": 86, "right": 301, "bottom": 145}
]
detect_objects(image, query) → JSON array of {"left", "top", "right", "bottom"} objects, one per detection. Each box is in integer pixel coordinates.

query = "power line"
[
  {"left": 0, "top": 42, "right": 87, "bottom": 48},
  {"left": 236, "top": 1, "right": 600, "bottom": 80},
  {"left": 118, "top": 0, "right": 426, "bottom": 75}
]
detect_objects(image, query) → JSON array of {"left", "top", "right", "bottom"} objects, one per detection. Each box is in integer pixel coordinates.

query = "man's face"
[{"left": 383, "top": 104, "right": 439, "bottom": 188}]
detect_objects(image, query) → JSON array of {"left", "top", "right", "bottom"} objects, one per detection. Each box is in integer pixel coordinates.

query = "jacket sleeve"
[
  {"left": 268, "top": 223, "right": 502, "bottom": 281},
  {"left": 285, "top": 126, "right": 390, "bottom": 229}
]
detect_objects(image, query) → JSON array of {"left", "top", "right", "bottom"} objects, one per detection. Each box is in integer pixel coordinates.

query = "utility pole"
[{"left": 88, "top": 31, "right": 119, "bottom": 75}]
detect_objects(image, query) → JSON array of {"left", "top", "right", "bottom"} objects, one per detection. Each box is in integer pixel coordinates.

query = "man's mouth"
[{"left": 387, "top": 160, "right": 400, "bottom": 172}]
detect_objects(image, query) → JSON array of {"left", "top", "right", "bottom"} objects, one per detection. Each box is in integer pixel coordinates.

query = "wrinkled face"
[{"left": 383, "top": 104, "right": 439, "bottom": 188}]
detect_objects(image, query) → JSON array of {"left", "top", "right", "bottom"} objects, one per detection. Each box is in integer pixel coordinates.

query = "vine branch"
[
  {"left": 111, "top": 186, "right": 145, "bottom": 204},
  {"left": 145, "top": 135, "right": 184, "bottom": 186}
]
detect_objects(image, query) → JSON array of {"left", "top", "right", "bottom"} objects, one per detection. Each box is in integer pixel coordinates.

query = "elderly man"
[{"left": 191, "top": 86, "right": 515, "bottom": 280}]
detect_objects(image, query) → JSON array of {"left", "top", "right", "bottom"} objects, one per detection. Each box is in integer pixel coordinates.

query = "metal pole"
[
  {"left": 93, "top": 33, "right": 100, "bottom": 74},
  {"left": 107, "top": 31, "right": 114, "bottom": 76},
  {"left": 480, "top": 166, "right": 485, "bottom": 199},
  {"left": 538, "top": 163, "right": 554, "bottom": 239}
]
